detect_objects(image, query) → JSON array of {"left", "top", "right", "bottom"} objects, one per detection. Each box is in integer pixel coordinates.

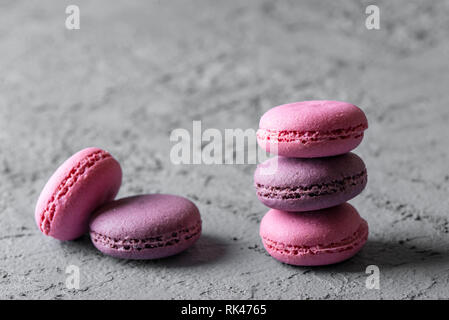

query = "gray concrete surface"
[{"left": 1, "top": 0, "right": 449, "bottom": 299}]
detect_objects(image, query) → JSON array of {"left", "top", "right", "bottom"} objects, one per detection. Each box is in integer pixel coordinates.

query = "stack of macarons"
[
  {"left": 35, "top": 147, "right": 201, "bottom": 260},
  {"left": 255, "top": 100, "right": 369, "bottom": 266}
]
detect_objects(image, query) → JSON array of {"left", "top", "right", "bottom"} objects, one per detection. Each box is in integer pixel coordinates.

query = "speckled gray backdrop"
[{"left": 1, "top": 0, "right": 449, "bottom": 299}]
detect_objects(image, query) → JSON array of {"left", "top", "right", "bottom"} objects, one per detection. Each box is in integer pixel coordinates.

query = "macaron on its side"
[
  {"left": 254, "top": 153, "right": 367, "bottom": 212},
  {"left": 259, "top": 204, "right": 368, "bottom": 266},
  {"left": 257, "top": 100, "right": 368, "bottom": 158},
  {"left": 34, "top": 147, "right": 122, "bottom": 241},
  {"left": 89, "top": 194, "right": 202, "bottom": 260}
]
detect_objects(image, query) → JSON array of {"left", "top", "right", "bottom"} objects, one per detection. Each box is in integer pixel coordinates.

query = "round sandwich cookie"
[
  {"left": 260, "top": 203, "right": 368, "bottom": 266},
  {"left": 257, "top": 100, "right": 368, "bottom": 158},
  {"left": 89, "top": 194, "right": 202, "bottom": 260},
  {"left": 254, "top": 152, "right": 367, "bottom": 212},
  {"left": 35, "top": 147, "right": 122, "bottom": 241}
]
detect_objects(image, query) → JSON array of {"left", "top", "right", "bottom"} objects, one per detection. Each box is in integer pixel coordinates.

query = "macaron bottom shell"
[
  {"left": 256, "top": 133, "right": 364, "bottom": 158},
  {"left": 90, "top": 222, "right": 202, "bottom": 260},
  {"left": 256, "top": 179, "right": 367, "bottom": 212}
]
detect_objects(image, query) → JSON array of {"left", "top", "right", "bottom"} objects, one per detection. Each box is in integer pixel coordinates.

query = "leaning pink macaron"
[
  {"left": 260, "top": 203, "right": 368, "bottom": 266},
  {"left": 35, "top": 147, "right": 122, "bottom": 241},
  {"left": 257, "top": 100, "right": 368, "bottom": 158}
]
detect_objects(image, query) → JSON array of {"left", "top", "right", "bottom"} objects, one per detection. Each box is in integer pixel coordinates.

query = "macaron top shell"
[
  {"left": 260, "top": 203, "right": 365, "bottom": 247},
  {"left": 254, "top": 152, "right": 366, "bottom": 189},
  {"left": 258, "top": 100, "right": 368, "bottom": 132},
  {"left": 89, "top": 194, "right": 201, "bottom": 240},
  {"left": 35, "top": 147, "right": 122, "bottom": 240}
]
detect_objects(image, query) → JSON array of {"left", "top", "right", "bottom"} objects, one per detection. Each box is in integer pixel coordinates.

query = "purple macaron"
[
  {"left": 89, "top": 194, "right": 202, "bottom": 260},
  {"left": 254, "top": 152, "right": 367, "bottom": 212}
]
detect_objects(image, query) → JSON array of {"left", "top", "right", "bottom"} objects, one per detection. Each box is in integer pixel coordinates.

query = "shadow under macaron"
[
  {"left": 129, "top": 234, "right": 229, "bottom": 268},
  {"left": 343, "top": 239, "right": 449, "bottom": 272},
  {"left": 60, "top": 233, "right": 229, "bottom": 267},
  {"left": 272, "top": 238, "right": 449, "bottom": 274}
]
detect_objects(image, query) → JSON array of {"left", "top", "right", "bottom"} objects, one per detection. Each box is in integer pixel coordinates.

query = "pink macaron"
[
  {"left": 89, "top": 194, "right": 202, "bottom": 260},
  {"left": 35, "top": 147, "right": 122, "bottom": 240},
  {"left": 260, "top": 203, "right": 368, "bottom": 266},
  {"left": 257, "top": 100, "right": 368, "bottom": 158}
]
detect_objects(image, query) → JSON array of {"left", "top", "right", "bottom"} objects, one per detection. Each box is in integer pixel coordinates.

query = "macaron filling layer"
[
  {"left": 256, "top": 123, "right": 367, "bottom": 144},
  {"left": 262, "top": 220, "right": 368, "bottom": 257},
  {"left": 256, "top": 169, "right": 367, "bottom": 200},
  {"left": 38, "top": 150, "right": 112, "bottom": 235},
  {"left": 90, "top": 220, "right": 202, "bottom": 252}
]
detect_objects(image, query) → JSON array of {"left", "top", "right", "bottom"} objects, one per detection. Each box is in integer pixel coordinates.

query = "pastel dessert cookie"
[
  {"left": 35, "top": 147, "right": 122, "bottom": 240},
  {"left": 260, "top": 203, "right": 368, "bottom": 266},
  {"left": 254, "top": 152, "right": 367, "bottom": 212},
  {"left": 89, "top": 194, "right": 202, "bottom": 260},
  {"left": 257, "top": 100, "right": 368, "bottom": 158}
]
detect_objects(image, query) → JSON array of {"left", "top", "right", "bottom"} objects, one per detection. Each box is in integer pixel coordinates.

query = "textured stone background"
[{"left": 1, "top": 0, "right": 449, "bottom": 299}]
